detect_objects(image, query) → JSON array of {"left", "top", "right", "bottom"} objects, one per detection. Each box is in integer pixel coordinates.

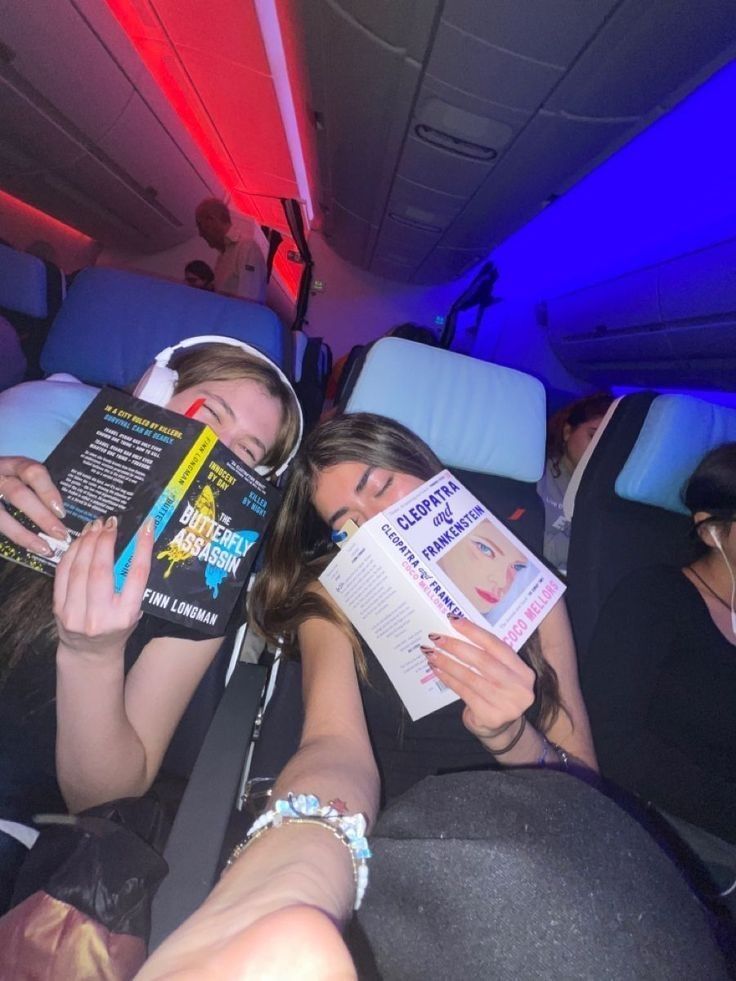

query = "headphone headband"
[{"left": 139, "top": 334, "right": 303, "bottom": 477}]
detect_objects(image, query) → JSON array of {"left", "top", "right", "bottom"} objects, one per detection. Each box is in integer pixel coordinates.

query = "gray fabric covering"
[{"left": 355, "top": 770, "right": 728, "bottom": 980}]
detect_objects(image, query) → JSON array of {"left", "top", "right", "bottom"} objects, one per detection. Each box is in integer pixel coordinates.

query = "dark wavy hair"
[
  {"left": 683, "top": 442, "right": 736, "bottom": 557},
  {"left": 251, "top": 412, "right": 563, "bottom": 732}
]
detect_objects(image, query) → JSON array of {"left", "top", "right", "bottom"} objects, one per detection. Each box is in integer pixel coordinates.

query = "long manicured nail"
[
  {"left": 91, "top": 518, "right": 103, "bottom": 532},
  {"left": 104, "top": 515, "right": 117, "bottom": 530},
  {"left": 80, "top": 522, "right": 91, "bottom": 536},
  {"left": 51, "top": 525, "right": 68, "bottom": 540},
  {"left": 143, "top": 517, "right": 155, "bottom": 535},
  {"left": 51, "top": 500, "right": 66, "bottom": 518},
  {"left": 35, "top": 541, "right": 53, "bottom": 557},
  {"left": 420, "top": 644, "right": 434, "bottom": 655}
]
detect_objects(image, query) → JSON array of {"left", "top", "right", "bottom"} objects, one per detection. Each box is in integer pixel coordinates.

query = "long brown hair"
[
  {"left": 251, "top": 412, "right": 562, "bottom": 731},
  {"left": 0, "top": 343, "right": 302, "bottom": 683}
]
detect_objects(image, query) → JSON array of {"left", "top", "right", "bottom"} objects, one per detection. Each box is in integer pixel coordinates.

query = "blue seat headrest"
[
  {"left": 344, "top": 338, "right": 546, "bottom": 481},
  {"left": 41, "top": 267, "right": 289, "bottom": 386},
  {"left": 0, "top": 376, "right": 99, "bottom": 460},
  {"left": 616, "top": 394, "right": 736, "bottom": 514},
  {"left": 0, "top": 244, "right": 47, "bottom": 318}
]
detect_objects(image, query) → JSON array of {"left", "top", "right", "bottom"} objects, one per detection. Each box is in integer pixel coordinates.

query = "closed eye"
[
  {"left": 203, "top": 403, "right": 222, "bottom": 423},
  {"left": 375, "top": 475, "right": 393, "bottom": 498}
]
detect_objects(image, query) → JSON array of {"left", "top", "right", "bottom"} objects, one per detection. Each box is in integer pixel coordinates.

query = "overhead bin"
[
  {"left": 546, "top": 237, "right": 736, "bottom": 390},
  {"left": 0, "top": 0, "right": 218, "bottom": 252}
]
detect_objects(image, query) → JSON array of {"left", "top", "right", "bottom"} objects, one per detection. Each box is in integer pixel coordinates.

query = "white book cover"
[{"left": 319, "top": 470, "right": 564, "bottom": 721}]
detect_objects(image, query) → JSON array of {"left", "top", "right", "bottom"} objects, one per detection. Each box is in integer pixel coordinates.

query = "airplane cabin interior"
[{"left": 1, "top": 1, "right": 736, "bottom": 975}]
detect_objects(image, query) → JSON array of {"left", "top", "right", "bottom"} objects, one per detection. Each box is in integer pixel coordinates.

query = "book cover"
[
  {"left": 319, "top": 470, "right": 564, "bottom": 720},
  {"left": 0, "top": 388, "right": 280, "bottom": 636}
]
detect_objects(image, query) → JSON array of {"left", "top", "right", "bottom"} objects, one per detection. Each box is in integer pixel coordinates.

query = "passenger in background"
[
  {"left": 537, "top": 393, "right": 613, "bottom": 575},
  {"left": 184, "top": 259, "right": 215, "bottom": 291},
  {"left": 0, "top": 342, "right": 302, "bottom": 910},
  {"left": 195, "top": 198, "right": 267, "bottom": 302},
  {"left": 583, "top": 443, "right": 736, "bottom": 856}
]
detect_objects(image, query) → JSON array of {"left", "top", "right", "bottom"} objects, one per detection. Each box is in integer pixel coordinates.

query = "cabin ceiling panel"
[
  {"left": 331, "top": 0, "right": 440, "bottom": 59},
  {"left": 441, "top": 0, "right": 618, "bottom": 67},
  {"left": 168, "top": 46, "right": 296, "bottom": 197},
  {"left": 0, "top": 0, "right": 134, "bottom": 146},
  {"left": 321, "top": 201, "right": 378, "bottom": 268},
  {"left": 95, "top": 94, "right": 212, "bottom": 223},
  {"left": 150, "top": 0, "right": 271, "bottom": 76},
  {"left": 295, "top": 0, "right": 736, "bottom": 284},
  {"left": 302, "top": 0, "right": 423, "bottom": 231},
  {"left": 426, "top": 21, "right": 563, "bottom": 112},
  {"left": 437, "top": 113, "right": 632, "bottom": 253},
  {"left": 546, "top": 0, "right": 736, "bottom": 118}
]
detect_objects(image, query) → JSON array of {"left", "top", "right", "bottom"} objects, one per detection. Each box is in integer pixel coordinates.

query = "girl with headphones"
[{"left": 0, "top": 337, "right": 302, "bottom": 910}]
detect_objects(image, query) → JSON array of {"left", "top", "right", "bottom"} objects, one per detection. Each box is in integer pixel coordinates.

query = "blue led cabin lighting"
[{"left": 487, "top": 61, "right": 736, "bottom": 301}]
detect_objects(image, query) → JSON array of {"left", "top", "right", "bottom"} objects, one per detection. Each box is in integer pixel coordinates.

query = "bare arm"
[
  {"left": 54, "top": 518, "right": 220, "bottom": 812},
  {"left": 137, "top": 613, "right": 379, "bottom": 980}
]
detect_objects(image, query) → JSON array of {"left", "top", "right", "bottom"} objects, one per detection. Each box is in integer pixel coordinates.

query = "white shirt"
[{"left": 214, "top": 232, "right": 267, "bottom": 302}]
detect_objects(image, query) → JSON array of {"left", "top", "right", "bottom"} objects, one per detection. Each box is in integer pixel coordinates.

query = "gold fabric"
[{"left": 0, "top": 891, "right": 145, "bottom": 981}]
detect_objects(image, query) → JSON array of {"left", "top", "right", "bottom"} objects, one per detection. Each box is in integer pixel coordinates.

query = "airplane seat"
[
  {"left": 0, "top": 243, "right": 65, "bottom": 385},
  {"left": 291, "top": 330, "right": 333, "bottom": 431},
  {"left": 566, "top": 392, "right": 736, "bottom": 666},
  {"left": 40, "top": 266, "right": 290, "bottom": 387}
]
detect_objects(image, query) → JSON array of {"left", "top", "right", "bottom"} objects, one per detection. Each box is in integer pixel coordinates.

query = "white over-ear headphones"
[{"left": 133, "top": 334, "right": 303, "bottom": 477}]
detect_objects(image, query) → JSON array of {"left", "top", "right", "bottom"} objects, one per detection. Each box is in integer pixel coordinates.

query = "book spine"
[{"left": 113, "top": 426, "right": 219, "bottom": 590}]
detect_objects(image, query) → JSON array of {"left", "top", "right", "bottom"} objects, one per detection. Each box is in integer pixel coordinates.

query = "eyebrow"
[
  {"left": 202, "top": 390, "right": 267, "bottom": 453},
  {"left": 327, "top": 466, "right": 373, "bottom": 528}
]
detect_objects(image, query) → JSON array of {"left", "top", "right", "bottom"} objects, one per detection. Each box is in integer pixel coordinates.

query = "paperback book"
[
  {"left": 0, "top": 388, "right": 280, "bottom": 635},
  {"left": 319, "top": 470, "right": 564, "bottom": 720}
]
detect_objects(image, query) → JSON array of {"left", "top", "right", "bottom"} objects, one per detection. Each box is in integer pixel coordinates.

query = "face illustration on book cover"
[{"left": 436, "top": 519, "right": 539, "bottom": 627}]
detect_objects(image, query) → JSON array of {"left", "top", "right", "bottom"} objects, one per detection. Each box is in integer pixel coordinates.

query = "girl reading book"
[{"left": 0, "top": 340, "right": 302, "bottom": 909}]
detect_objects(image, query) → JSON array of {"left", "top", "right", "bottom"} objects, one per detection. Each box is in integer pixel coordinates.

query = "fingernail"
[
  {"left": 420, "top": 644, "right": 434, "bottom": 655},
  {"left": 428, "top": 633, "right": 441, "bottom": 641},
  {"left": 104, "top": 515, "right": 117, "bottom": 530},
  {"left": 51, "top": 500, "right": 66, "bottom": 518},
  {"left": 144, "top": 517, "right": 155, "bottom": 534},
  {"left": 80, "top": 522, "right": 91, "bottom": 536},
  {"left": 91, "top": 518, "right": 103, "bottom": 532},
  {"left": 448, "top": 613, "right": 463, "bottom": 621},
  {"left": 52, "top": 526, "right": 68, "bottom": 541},
  {"left": 35, "top": 542, "right": 53, "bottom": 557}
]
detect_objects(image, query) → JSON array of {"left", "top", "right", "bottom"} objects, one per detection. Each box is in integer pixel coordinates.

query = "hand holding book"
[
  {"left": 423, "top": 616, "right": 536, "bottom": 742},
  {"left": 0, "top": 455, "right": 69, "bottom": 556},
  {"left": 54, "top": 516, "right": 154, "bottom": 658}
]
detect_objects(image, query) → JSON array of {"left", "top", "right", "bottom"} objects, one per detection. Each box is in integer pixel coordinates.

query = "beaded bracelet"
[{"left": 224, "top": 793, "right": 371, "bottom": 910}]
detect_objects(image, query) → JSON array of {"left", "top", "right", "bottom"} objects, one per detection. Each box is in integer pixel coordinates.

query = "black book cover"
[{"left": 0, "top": 388, "right": 280, "bottom": 635}]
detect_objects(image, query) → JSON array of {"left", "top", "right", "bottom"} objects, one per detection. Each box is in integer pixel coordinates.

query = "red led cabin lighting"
[
  {"left": 104, "top": 0, "right": 304, "bottom": 298},
  {"left": 0, "top": 189, "right": 95, "bottom": 247}
]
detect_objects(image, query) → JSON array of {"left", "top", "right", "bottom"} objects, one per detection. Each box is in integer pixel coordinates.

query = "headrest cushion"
[
  {"left": 41, "top": 267, "right": 289, "bottom": 386},
  {"left": 344, "top": 338, "right": 546, "bottom": 481},
  {"left": 0, "top": 376, "right": 98, "bottom": 461},
  {"left": 616, "top": 394, "right": 736, "bottom": 514},
  {"left": 0, "top": 244, "right": 47, "bottom": 318}
]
